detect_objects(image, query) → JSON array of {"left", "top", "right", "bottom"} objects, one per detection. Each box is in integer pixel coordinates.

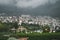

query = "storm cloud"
[
  {"left": 0, "top": 0, "right": 14, "bottom": 5},
  {"left": 0, "top": 0, "right": 58, "bottom": 8},
  {"left": 0, "top": 0, "right": 60, "bottom": 18},
  {"left": 16, "top": 0, "right": 58, "bottom": 8}
]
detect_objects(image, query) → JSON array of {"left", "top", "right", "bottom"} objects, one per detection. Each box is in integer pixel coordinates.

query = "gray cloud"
[
  {"left": 16, "top": 0, "right": 49, "bottom": 8},
  {"left": 15, "top": 0, "right": 58, "bottom": 8},
  {"left": 0, "top": 0, "right": 60, "bottom": 18},
  {"left": 0, "top": 0, "right": 13, "bottom": 5},
  {"left": 0, "top": 0, "right": 58, "bottom": 8}
]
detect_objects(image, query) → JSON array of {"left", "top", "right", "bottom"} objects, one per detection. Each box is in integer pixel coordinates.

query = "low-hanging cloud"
[
  {"left": 16, "top": 0, "right": 49, "bottom": 8},
  {"left": 16, "top": 0, "right": 58, "bottom": 8},
  {"left": 0, "top": 0, "right": 13, "bottom": 5},
  {"left": 0, "top": 0, "right": 58, "bottom": 8}
]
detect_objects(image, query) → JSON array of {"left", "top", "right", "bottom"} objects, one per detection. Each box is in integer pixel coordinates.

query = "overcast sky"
[
  {"left": 0, "top": 0, "right": 60, "bottom": 18},
  {"left": 0, "top": 0, "right": 58, "bottom": 8}
]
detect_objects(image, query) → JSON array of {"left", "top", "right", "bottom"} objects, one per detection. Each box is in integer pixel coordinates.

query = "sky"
[
  {"left": 0, "top": 0, "right": 60, "bottom": 18},
  {"left": 16, "top": 0, "right": 58, "bottom": 8},
  {"left": 0, "top": 0, "right": 58, "bottom": 8}
]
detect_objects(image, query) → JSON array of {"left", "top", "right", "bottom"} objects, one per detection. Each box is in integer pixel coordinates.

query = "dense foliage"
[
  {"left": 11, "top": 32, "right": 60, "bottom": 40},
  {"left": 21, "top": 23, "right": 42, "bottom": 31},
  {"left": 0, "top": 22, "right": 60, "bottom": 40},
  {"left": 0, "top": 22, "right": 18, "bottom": 32}
]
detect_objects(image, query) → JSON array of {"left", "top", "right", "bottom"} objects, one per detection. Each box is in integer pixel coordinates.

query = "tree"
[
  {"left": 12, "top": 22, "right": 19, "bottom": 29},
  {"left": 0, "top": 22, "right": 19, "bottom": 32},
  {"left": 0, "top": 22, "right": 10, "bottom": 32},
  {"left": 21, "top": 23, "right": 41, "bottom": 31},
  {"left": 43, "top": 25, "right": 50, "bottom": 33}
]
